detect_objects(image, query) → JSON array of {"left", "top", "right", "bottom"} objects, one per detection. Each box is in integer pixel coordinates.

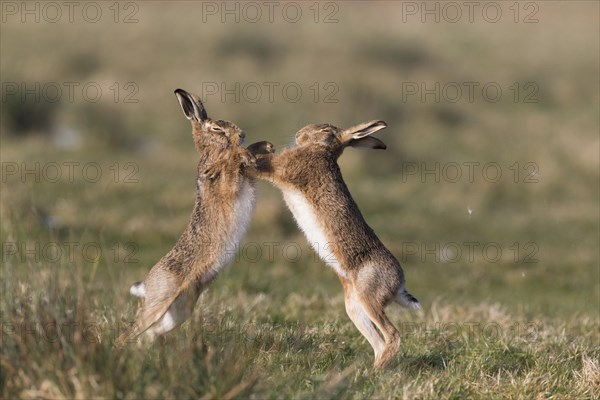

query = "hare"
[
  {"left": 252, "top": 120, "right": 420, "bottom": 367},
  {"left": 119, "top": 89, "right": 273, "bottom": 344}
]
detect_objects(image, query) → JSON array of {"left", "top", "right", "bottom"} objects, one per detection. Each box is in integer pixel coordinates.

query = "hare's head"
[
  {"left": 294, "top": 120, "right": 388, "bottom": 152},
  {"left": 174, "top": 89, "right": 245, "bottom": 151}
]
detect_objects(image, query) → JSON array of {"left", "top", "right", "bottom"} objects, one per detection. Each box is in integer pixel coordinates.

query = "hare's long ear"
[
  {"left": 174, "top": 88, "right": 208, "bottom": 122},
  {"left": 348, "top": 136, "right": 387, "bottom": 150},
  {"left": 340, "top": 120, "right": 387, "bottom": 149}
]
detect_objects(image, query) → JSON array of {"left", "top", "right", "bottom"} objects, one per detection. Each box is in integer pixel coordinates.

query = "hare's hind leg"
[
  {"left": 342, "top": 282, "right": 386, "bottom": 362},
  {"left": 145, "top": 285, "right": 201, "bottom": 339},
  {"left": 119, "top": 271, "right": 186, "bottom": 345},
  {"left": 354, "top": 266, "right": 402, "bottom": 368},
  {"left": 357, "top": 295, "right": 401, "bottom": 368}
]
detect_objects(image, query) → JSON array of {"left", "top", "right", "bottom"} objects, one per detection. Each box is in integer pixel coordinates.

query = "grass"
[
  {"left": 2, "top": 250, "right": 599, "bottom": 398},
  {"left": 1, "top": 1, "right": 599, "bottom": 398}
]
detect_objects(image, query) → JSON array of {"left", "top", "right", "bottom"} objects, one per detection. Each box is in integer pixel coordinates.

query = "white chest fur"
[
  {"left": 230, "top": 180, "right": 256, "bottom": 253},
  {"left": 282, "top": 189, "right": 347, "bottom": 279},
  {"left": 202, "top": 180, "right": 256, "bottom": 284}
]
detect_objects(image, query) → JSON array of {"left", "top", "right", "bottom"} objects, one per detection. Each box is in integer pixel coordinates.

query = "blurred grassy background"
[{"left": 1, "top": 1, "right": 599, "bottom": 398}]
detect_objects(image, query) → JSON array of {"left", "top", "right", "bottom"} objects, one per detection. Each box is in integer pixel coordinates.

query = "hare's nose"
[{"left": 239, "top": 132, "right": 245, "bottom": 141}]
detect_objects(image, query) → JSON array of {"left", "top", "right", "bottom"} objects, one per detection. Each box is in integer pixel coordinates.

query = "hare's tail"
[
  {"left": 130, "top": 281, "right": 145, "bottom": 297},
  {"left": 395, "top": 288, "right": 421, "bottom": 310}
]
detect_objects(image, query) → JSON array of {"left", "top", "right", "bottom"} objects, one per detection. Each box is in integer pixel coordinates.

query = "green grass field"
[{"left": 1, "top": 2, "right": 599, "bottom": 398}]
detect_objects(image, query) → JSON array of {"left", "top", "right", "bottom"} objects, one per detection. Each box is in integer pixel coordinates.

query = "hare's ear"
[
  {"left": 340, "top": 120, "right": 387, "bottom": 149},
  {"left": 174, "top": 88, "right": 208, "bottom": 122},
  {"left": 347, "top": 136, "right": 387, "bottom": 150}
]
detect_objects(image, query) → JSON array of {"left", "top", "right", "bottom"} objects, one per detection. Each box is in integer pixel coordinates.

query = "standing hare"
[
  {"left": 253, "top": 120, "right": 420, "bottom": 367},
  {"left": 119, "top": 89, "right": 273, "bottom": 344}
]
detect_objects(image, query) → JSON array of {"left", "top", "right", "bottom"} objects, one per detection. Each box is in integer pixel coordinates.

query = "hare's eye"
[{"left": 210, "top": 126, "right": 224, "bottom": 133}]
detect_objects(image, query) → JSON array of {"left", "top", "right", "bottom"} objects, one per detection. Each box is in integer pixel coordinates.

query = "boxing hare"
[
  {"left": 253, "top": 120, "right": 419, "bottom": 367},
  {"left": 119, "top": 89, "right": 273, "bottom": 344}
]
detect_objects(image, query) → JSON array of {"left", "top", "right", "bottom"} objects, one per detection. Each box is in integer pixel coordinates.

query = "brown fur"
[
  {"left": 253, "top": 121, "right": 419, "bottom": 367},
  {"left": 119, "top": 90, "right": 273, "bottom": 345}
]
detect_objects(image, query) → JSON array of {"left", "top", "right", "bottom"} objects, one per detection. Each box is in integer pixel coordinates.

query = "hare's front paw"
[
  {"left": 202, "top": 163, "right": 222, "bottom": 180},
  {"left": 239, "top": 149, "right": 257, "bottom": 169},
  {"left": 247, "top": 141, "right": 275, "bottom": 156}
]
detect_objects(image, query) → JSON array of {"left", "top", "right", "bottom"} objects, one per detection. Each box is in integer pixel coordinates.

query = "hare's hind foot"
[
  {"left": 344, "top": 290, "right": 386, "bottom": 360},
  {"left": 373, "top": 333, "right": 401, "bottom": 368},
  {"left": 343, "top": 280, "right": 404, "bottom": 368},
  {"left": 119, "top": 286, "right": 199, "bottom": 346},
  {"left": 118, "top": 327, "right": 156, "bottom": 348}
]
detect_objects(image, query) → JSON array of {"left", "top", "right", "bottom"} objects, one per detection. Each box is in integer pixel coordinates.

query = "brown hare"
[
  {"left": 252, "top": 120, "right": 420, "bottom": 367},
  {"left": 119, "top": 89, "right": 273, "bottom": 344}
]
